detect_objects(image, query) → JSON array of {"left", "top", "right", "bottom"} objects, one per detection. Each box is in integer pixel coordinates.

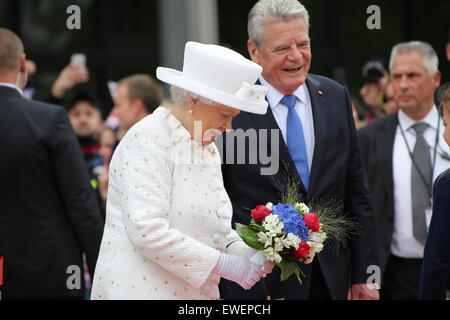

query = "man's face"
[
  {"left": 113, "top": 84, "right": 137, "bottom": 131},
  {"left": 391, "top": 51, "right": 440, "bottom": 114},
  {"left": 248, "top": 17, "right": 311, "bottom": 95},
  {"left": 68, "top": 101, "right": 102, "bottom": 138}
]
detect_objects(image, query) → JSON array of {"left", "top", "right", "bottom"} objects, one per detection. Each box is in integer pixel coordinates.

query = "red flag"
[{"left": 0, "top": 257, "right": 3, "bottom": 286}]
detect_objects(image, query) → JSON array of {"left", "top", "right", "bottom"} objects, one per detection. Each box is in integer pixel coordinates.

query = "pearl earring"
[{"left": 189, "top": 109, "right": 193, "bottom": 115}]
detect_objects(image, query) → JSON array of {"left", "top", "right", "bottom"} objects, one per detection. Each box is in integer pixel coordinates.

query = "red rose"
[
  {"left": 251, "top": 205, "right": 271, "bottom": 223},
  {"left": 293, "top": 242, "right": 311, "bottom": 260},
  {"left": 303, "top": 213, "right": 320, "bottom": 232}
]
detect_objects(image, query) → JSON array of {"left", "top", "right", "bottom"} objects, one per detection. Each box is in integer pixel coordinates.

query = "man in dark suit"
[
  {"left": 219, "top": 0, "right": 379, "bottom": 300},
  {"left": 358, "top": 42, "right": 449, "bottom": 299},
  {"left": 0, "top": 28, "right": 104, "bottom": 299}
]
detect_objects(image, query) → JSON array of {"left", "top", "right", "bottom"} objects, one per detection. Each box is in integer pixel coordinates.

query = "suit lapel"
[
  {"left": 377, "top": 113, "right": 398, "bottom": 206},
  {"left": 306, "top": 77, "right": 327, "bottom": 197}
]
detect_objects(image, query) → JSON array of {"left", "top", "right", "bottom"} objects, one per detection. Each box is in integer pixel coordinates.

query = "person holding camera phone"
[
  {"left": 358, "top": 59, "right": 391, "bottom": 123},
  {"left": 49, "top": 53, "right": 90, "bottom": 105}
]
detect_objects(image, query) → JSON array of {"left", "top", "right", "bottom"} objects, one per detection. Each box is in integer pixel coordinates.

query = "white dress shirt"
[
  {"left": 391, "top": 106, "right": 450, "bottom": 258},
  {"left": 259, "top": 76, "right": 315, "bottom": 172},
  {"left": 0, "top": 82, "right": 23, "bottom": 95}
]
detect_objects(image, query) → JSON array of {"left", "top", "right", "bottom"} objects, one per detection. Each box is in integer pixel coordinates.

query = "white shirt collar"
[
  {"left": 398, "top": 105, "right": 439, "bottom": 132},
  {"left": 259, "top": 76, "right": 308, "bottom": 110},
  {"left": 0, "top": 82, "right": 23, "bottom": 96}
]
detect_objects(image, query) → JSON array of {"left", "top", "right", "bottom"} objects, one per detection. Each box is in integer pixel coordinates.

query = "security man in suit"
[
  {"left": 0, "top": 28, "right": 104, "bottom": 300},
  {"left": 358, "top": 41, "right": 449, "bottom": 300}
]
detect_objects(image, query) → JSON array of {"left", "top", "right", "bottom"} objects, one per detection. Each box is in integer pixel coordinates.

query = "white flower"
[
  {"left": 264, "top": 247, "right": 282, "bottom": 264},
  {"left": 257, "top": 232, "right": 273, "bottom": 248},
  {"left": 282, "top": 233, "right": 300, "bottom": 250},
  {"left": 263, "top": 214, "right": 279, "bottom": 225},
  {"left": 307, "top": 241, "right": 324, "bottom": 254},
  {"left": 265, "top": 202, "right": 274, "bottom": 210},
  {"left": 304, "top": 251, "right": 316, "bottom": 264},
  {"left": 313, "top": 243, "right": 324, "bottom": 253},
  {"left": 309, "top": 231, "right": 327, "bottom": 244},
  {"left": 294, "top": 202, "right": 309, "bottom": 214},
  {"left": 262, "top": 214, "right": 284, "bottom": 237},
  {"left": 273, "top": 237, "right": 284, "bottom": 253}
]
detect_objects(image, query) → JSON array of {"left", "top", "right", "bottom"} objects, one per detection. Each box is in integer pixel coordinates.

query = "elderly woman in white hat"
[{"left": 91, "top": 42, "right": 274, "bottom": 300}]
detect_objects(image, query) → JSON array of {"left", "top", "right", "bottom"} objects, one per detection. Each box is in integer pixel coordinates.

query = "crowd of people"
[{"left": 0, "top": 0, "right": 449, "bottom": 301}]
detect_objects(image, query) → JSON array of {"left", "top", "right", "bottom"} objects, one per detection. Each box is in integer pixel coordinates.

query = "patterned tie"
[
  {"left": 281, "top": 95, "right": 310, "bottom": 191},
  {"left": 411, "top": 122, "right": 432, "bottom": 245}
]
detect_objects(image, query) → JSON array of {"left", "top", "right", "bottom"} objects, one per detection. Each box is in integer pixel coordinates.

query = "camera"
[{"left": 362, "top": 60, "right": 385, "bottom": 84}]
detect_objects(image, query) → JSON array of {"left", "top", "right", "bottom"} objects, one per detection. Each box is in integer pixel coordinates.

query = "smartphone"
[
  {"left": 71, "top": 53, "right": 86, "bottom": 68},
  {"left": 108, "top": 81, "right": 118, "bottom": 100}
]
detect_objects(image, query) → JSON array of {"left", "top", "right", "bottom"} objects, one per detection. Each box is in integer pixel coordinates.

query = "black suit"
[
  {"left": 357, "top": 114, "right": 398, "bottom": 274},
  {"left": 357, "top": 113, "right": 436, "bottom": 299},
  {"left": 220, "top": 74, "right": 379, "bottom": 300},
  {"left": 0, "top": 86, "right": 104, "bottom": 299}
]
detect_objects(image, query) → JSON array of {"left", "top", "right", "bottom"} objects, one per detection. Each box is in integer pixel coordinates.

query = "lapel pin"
[{"left": 318, "top": 90, "right": 324, "bottom": 96}]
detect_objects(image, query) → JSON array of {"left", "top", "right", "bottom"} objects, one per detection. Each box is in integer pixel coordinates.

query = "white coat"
[{"left": 91, "top": 107, "right": 249, "bottom": 300}]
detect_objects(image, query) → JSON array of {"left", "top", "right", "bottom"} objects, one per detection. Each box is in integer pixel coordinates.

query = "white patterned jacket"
[{"left": 91, "top": 107, "right": 249, "bottom": 300}]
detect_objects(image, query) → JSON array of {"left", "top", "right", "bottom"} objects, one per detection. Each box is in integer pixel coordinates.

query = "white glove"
[
  {"left": 261, "top": 260, "right": 275, "bottom": 278},
  {"left": 212, "top": 253, "right": 264, "bottom": 290},
  {"left": 246, "top": 248, "right": 275, "bottom": 278}
]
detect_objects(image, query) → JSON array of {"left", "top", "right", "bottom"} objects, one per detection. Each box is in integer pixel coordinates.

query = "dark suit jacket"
[
  {"left": 0, "top": 86, "right": 104, "bottom": 299},
  {"left": 419, "top": 169, "right": 450, "bottom": 300},
  {"left": 357, "top": 114, "right": 398, "bottom": 273},
  {"left": 220, "top": 74, "right": 379, "bottom": 300}
]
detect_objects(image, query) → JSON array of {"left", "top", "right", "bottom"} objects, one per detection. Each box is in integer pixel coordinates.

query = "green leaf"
[
  {"left": 235, "top": 223, "right": 265, "bottom": 250},
  {"left": 277, "top": 260, "right": 297, "bottom": 281},
  {"left": 249, "top": 221, "right": 265, "bottom": 233}
]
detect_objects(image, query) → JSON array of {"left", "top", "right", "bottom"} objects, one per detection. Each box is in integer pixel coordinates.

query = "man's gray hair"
[
  {"left": 248, "top": 0, "right": 310, "bottom": 48},
  {"left": 170, "top": 86, "right": 213, "bottom": 107},
  {"left": 389, "top": 41, "right": 439, "bottom": 75}
]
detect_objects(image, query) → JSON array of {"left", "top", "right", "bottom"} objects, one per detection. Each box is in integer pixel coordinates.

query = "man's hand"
[
  {"left": 51, "top": 63, "right": 89, "bottom": 98},
  {"left": 347, "top": 283, "right": 380, "bottom": 300}
]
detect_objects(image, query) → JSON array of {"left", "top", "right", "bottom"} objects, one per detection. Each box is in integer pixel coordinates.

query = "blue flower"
[{"left": 272, "top": 204, "right": 309, "bottom": 242}]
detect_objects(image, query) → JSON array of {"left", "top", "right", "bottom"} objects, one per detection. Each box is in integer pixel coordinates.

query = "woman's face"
[
  {"left": 190, "top": 100, "right": 240, "bottom": 145},
  {"left": 443, "top": 103, "right": 450, "bottom": 147}
]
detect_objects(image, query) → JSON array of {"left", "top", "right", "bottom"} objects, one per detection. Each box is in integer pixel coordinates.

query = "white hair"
[
  {"left": 248, "top": 0, "right": 310, "bottom": 48},
  {"left": 389, "top": 41, "right": 439, "bottom": 75},
  {"left": 170, "top": 86, "right": 213, "bottom": 106}
]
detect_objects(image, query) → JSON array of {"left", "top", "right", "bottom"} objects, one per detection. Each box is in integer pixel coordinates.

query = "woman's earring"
[{"left": 188, "top": 109, "right": 193, "bottom": 115}]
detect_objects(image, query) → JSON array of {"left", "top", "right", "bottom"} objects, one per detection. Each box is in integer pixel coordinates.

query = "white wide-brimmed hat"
[{"left": 156, "top": 41, "right": 268, "bottom": 114}]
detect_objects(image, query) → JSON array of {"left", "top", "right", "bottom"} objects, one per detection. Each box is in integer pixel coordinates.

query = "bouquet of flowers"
[{"left": 236, "top": 181, "right": 358, "bottom": 282}]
